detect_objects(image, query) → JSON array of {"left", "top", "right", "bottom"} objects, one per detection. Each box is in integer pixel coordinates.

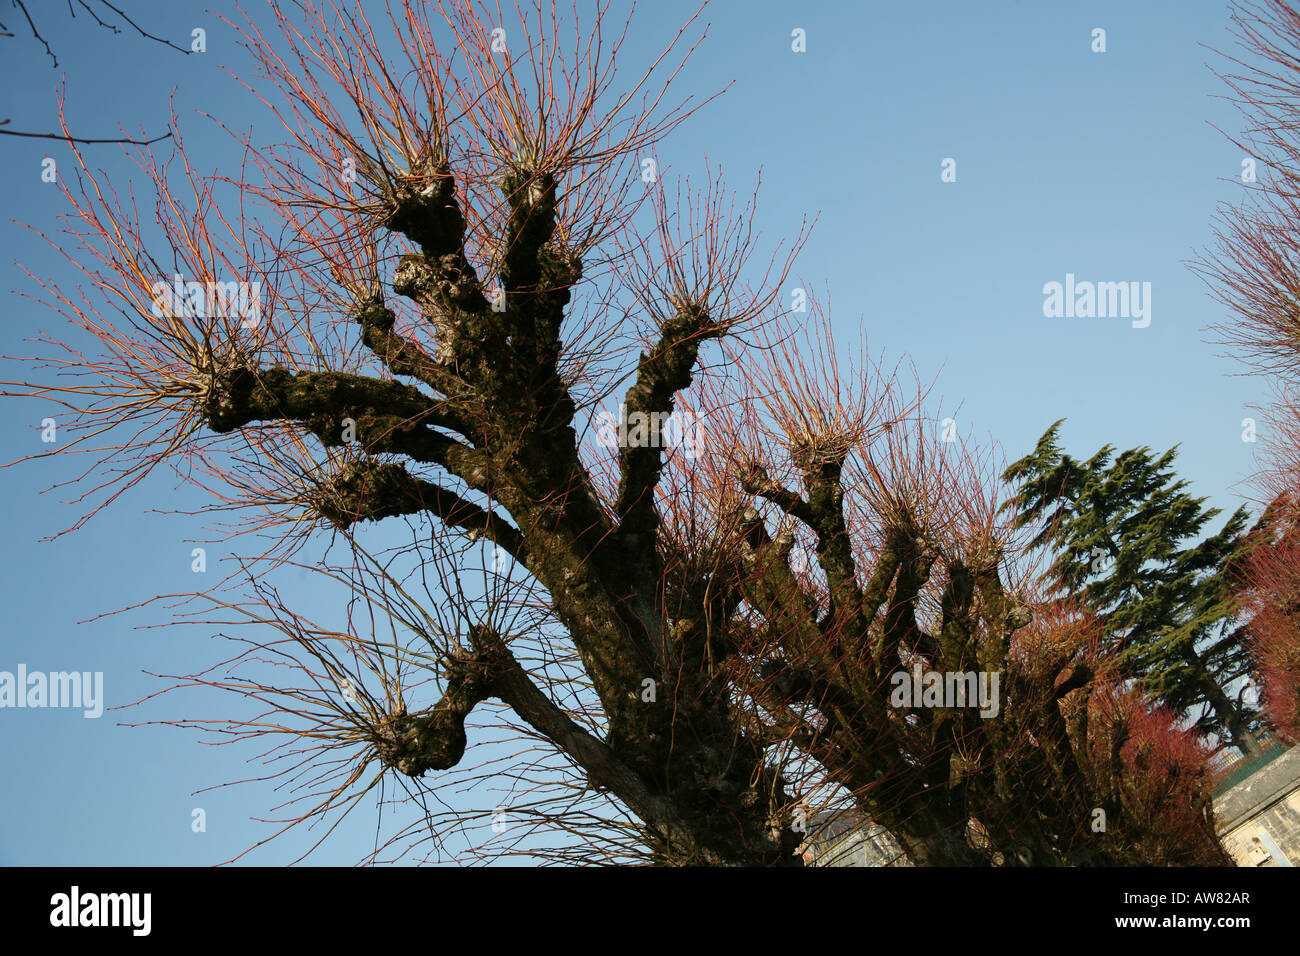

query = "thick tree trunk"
[{"left": 1198, "top": 670, "right": 1264, "bottom": 757}]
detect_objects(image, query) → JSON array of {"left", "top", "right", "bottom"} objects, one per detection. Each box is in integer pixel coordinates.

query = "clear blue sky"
[{"left": 0, "top": 0, "right": 1273, "bottom": 865}]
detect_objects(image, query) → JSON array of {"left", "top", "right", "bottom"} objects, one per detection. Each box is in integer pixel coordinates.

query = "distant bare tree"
[{"left": 1195, "top": 0, "right": 1300, "bottom": 748}]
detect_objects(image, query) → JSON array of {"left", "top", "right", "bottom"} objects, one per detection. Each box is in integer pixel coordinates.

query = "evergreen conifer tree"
[{"left": 1002, "top": 421, "right": 1263, "bottom": 756}]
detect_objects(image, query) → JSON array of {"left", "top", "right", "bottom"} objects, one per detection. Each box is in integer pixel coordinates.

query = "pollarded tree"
[
  {"left": 4, "top": 0, "right": 1223, "bottom": 866},
  {"left": 973, "top": 597, "right": 1229, "bottom": 866}
]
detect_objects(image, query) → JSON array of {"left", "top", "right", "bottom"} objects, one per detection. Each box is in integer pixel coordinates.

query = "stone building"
[
  {"left": 798, "top": 809, "right": 912, "bottom": 866},
  {"left": 1212, "top": 743, "right": 1300, "bottom": 867}
]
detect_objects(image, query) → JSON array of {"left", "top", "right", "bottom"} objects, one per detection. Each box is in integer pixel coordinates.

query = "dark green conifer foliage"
[{"left": 1002, "top": 420, "right": 1263, "bottom": 756}]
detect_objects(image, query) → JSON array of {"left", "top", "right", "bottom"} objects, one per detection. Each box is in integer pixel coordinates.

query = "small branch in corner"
[{"left": 0, "top": 119, "right": 173, "bottom": 146}]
